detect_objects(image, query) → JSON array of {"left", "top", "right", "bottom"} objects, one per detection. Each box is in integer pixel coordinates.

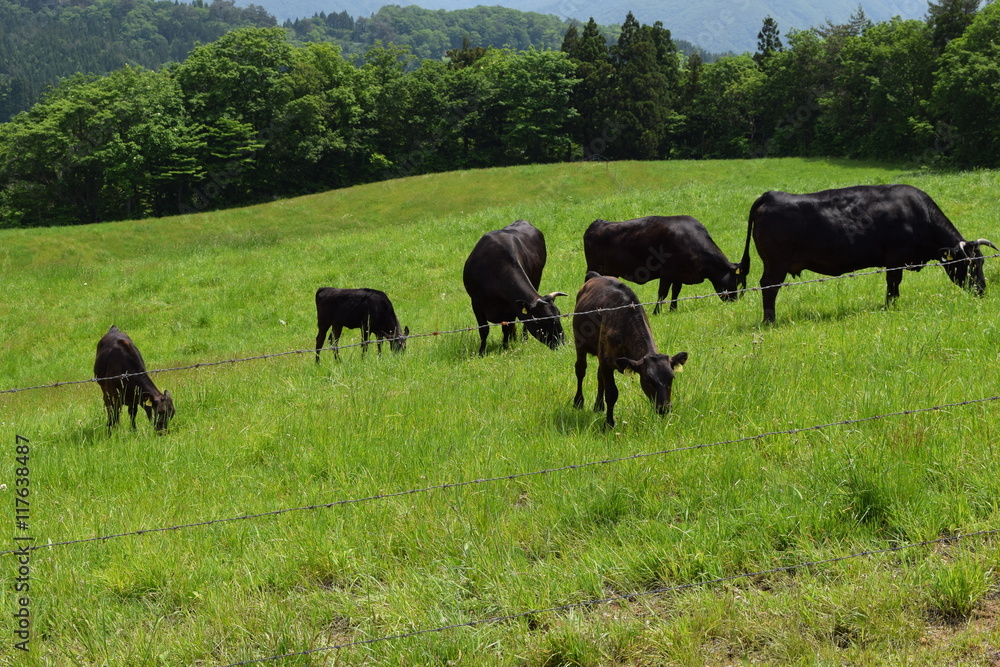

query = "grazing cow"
[
  {"left": 315, "top": 288, "right": 409, "bottom": 362},
  {"left": 94, "top": 325, "right": 174, "bottom": 432},
  {"left": 462, "top": 220, "right": 568, "bottom": 355},
  {"left": 573, "top": 272, "right": 689, "bottom": 428},
  {"left": 743, "top": 184, "right": 998, "bottom": 322},
  {"left": 584, "top": 216, "right": 747, "bottom": 314}
]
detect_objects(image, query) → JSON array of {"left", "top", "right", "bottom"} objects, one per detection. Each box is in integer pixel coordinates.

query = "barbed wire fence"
[
  {"left": 1, "top": 394, "right": 995, "bottom": 558},
  {"left": 219, "top": 526, "right": 1000, "bottom": 666},
  {"left": 2, "top": 253, "right": 997, "bottom": 397},
  {"left": 2, "top": 252, "right": 998, "bottom": 664}
]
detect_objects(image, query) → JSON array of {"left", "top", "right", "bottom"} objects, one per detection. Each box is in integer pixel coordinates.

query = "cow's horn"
[
  {"left": 972, "top": 238, "right": 999, "bottom": 252},
  {"left": 548, "top": 292, "right": 569, "bottom": 298}
]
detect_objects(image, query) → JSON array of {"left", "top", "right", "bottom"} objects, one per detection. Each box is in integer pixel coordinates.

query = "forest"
[
  {"left": 0, "top": 0, "right": 277, "bottom": 122},
  {"left": 280, "top": 5, "right": 712, "bottom": 64},
  {"left": 0, "top": 0, "right": 997, "bottom": 228}
]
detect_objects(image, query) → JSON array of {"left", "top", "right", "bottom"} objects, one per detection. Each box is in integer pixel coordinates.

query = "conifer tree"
[{"left": 754, "top": 16, "right": 783, "bottom": 65}]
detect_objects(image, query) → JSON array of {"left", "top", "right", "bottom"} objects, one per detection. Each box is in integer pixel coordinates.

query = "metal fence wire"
[{"left": 2, "top": 253, "right": 997, "bottom": 397}]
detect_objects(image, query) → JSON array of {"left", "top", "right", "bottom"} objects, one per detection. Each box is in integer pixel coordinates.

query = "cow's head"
[
  {"left": 517, "top": 292, "right": 568, "bottom": 349},
  {"left": 144, "top": 391, "right": 175, "bottom": 432},
  {"left": 615, "top": 351, "right": 688, "bottom": 415},
  {"left": 390, "top": 326, "right": 410, "bottom": 353},
  {"left": 716, "top": 262, "right": 748, "bottom": 302},
  {"left": 941, "top": 239, "right": 998, "bottom": 295}
]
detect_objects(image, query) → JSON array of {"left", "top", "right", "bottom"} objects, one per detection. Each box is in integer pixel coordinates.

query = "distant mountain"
[{"left": 237, "top": 0, "right": 929, "bottom": 52}]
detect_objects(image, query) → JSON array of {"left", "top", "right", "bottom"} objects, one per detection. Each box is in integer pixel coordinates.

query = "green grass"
[{"left": 1, "top": 158, "right": 999, "bottom": 665}]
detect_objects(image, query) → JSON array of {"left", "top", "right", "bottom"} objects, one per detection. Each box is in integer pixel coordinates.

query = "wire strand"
[
  {"left": 2, "top": 394, "right": 994, "bottom": 558},
  {"left": 218, "top": 526, "right": 1000, "bottom": 666},
  {"left": 2, "top": 253, "right": 997, "bottom": 397}
]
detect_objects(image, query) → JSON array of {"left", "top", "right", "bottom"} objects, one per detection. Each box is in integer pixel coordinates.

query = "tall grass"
[{"left": 1, "top": 158, "right": 999, "bottom": 665}]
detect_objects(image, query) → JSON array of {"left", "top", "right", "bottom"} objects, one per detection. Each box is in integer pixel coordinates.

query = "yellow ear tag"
[
  {"left": 521, "top": 307, "right": 528, "bottom": 315},
  {"left": 945, "top": 252, "right": 953, "bottom": 261},
  {"left": 735, "top": 268, "right": 741, "bottom": 275},
  {"left": 675, "top": 364, "right": 684, "bottom": 373},
  {"left": 623, "top": 368, "right": 635, "bottom": 377}
]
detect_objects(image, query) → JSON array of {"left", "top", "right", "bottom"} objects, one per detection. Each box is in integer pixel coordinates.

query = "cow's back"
[
  {"left": 750, "top": 185, "right": 959, "bottom": 276},
  {"left": 463, "top": 220, "right": 546, "bottom": 297},
  {"left": 316, "top": 288, "right": 391, "bottom": 329},
  {"left": 573, "top": 274, "right": 654, "bottom": 360},
  {"left": 584, "top": 216, "right": 717, "bottom": 282},
  {"left": 94, "top": 326, "right": 146, "bottom": 378}
]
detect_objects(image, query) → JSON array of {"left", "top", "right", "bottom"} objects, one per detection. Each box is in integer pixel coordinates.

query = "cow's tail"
[{"left": 737, "top": 197, "right": 760, "bottom": 291}]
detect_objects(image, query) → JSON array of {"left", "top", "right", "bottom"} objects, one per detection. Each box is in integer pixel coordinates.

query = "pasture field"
[{"left": 1, "top": 158, "right": 999, "bottom": 665}]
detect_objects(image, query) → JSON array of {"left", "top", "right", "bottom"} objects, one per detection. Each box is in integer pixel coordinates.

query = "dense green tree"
[
  {"left": 926, "top": 0, "right": 980, "bottom": 49},
  {"left": 931, "top": 0, "right": 1000, "bottom": 165},
  {"left": 755, "top": 16, "right": 784, "bottom": 65},
  {"left": 446, "top": 36, "right": 490, "bottom": 69},
  {"left": 562, "top": 18, "right": 616, "bottom": 158},
  {"left": 608, "top": 12, "right": 680, "bottom": 159},
  {"left": 817, "top": 19, "right": 935, "bottom": 159},
  {"left": 0, "top": 67, "right": 202, "bottom": 226},
  {"left": 475, "top": 49, "right": 579, "bottom": 165},
  {"left": 262, "top": 42, "right": 368, "bottom": 194},
  {"left": 685, "top": 55, "right": 765, "bottom": 157},
  {"left": 757, "top": 29, "right": 833, "bottom": 155},
  {"left": 0, "top": 0, "right": 275, "bottom": 122},
  {"left": 172, "top": 27, "right": 294, "bottom": 206}
]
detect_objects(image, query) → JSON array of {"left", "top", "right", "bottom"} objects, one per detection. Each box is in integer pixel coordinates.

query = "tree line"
[
  {"left": 281, "top": 4, "right": 716, "bottom": 65},
  {"left": 1, "top": 0, "right": 997, "bottom": 228},
  {"left": 0, "top": 0, "right": 276, "bottom": 123},
  {"left": 0, "top": 0, "right": 718, "bottom": 124}
]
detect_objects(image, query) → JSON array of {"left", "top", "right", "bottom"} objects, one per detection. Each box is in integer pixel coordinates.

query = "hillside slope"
[{"left": 245, "top": 0, "right": 926, "bottom": 52}]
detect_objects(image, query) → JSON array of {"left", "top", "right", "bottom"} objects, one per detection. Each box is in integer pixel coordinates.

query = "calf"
[
  {"left": 315, "top": 288, "right": 409, "bottom": 362},
  {"left": 584, "top": 216, "right": 746, "bottom": 314},
  {"left": 463, "top": 220, "right": 567, "bottom": 355},
  {"left": 94, "top": 325, "right": 174, "bottom": 432},
  {"left": 573, "top": 273, "right": 689, "bottom": 428}
]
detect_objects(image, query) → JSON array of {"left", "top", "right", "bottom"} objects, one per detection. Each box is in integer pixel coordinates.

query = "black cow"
[
  {"left": 573, "top": 272, "right": 689, "bottom": 428},
  {"left": 94, "top": 325, "right": 174, "bottom": 432},
  {"left": 743, "top": 184, "right": 998, "bottom": 322},
  {"left": 463, "top": 220, "right": 568, "bottom": 355},
  {"left": 315, "top": 288, "right": 409, "bottom": 362},
  {"left": 584, "top": 216, "right": 747, "bottom": 314}
]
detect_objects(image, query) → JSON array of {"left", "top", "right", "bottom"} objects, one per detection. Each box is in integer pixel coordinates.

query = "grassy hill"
[{"left": 1, "top": 158, "right": 999, "bottom": 664}]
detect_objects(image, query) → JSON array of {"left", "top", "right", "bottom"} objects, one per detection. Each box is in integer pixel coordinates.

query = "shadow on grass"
[{"left": 550, "top": 403, "right": 605, "bottom": 435}]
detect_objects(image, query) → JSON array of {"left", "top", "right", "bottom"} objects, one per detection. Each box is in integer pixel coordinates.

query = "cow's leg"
[
  {"left": 331, "top": 325, "right": 343, "bottom": 361},
  {"left": 760, "top": 269, "right": 786, "bottom": 323},
  {"left": 315, "top": 321, "right": 329, "bottom": 363},
  {"left": 573, "top": 349, "right": 588, "bottom": 409},
  {"left": 653, "top": 280, "right": 665, "bottom": 315},
  {"left": 885, "top": 268, "right": 903, "bottom": 305},
  {"left": 472, "top": 306, "right": 490, "bottom": 356},
  {"left": 126, "top": 390, "right": 139, "bottom": 430},
  {"left": 102, "top": 388, "right": 121, "bottom": 431},
  {"left": 360, "top": 325, "right": 371, "bottom": 357},
  {"left": 599, "top": 364, "right": 618, "bottom": 429},
  {"left": 501, "top": 322, "right": 516, "bottom": 349},
  {"left": 594, "top": 359, "right": 607, "bottom": 412},
  {"left": 669, "top": 282, "right": 682, "bottom": 311}
]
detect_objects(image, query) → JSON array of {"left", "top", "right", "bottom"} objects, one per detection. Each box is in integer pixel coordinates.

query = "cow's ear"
[
  {"left": 515, "top": 299, "right": 529, "bottom": 315},
  {"left": 941, "top": 247, "right": 955, "bottom": 261},
  {"left": 143, "top": 396, "right": 153, "bottom": 407},
  {"left": 403, "top": 326, "right": 410, "bottom": 336},
  {"left": 615, "top": 357, "right": 641, "bottom": 376},
  {"left": 670, "top": 351, "right": 689, "bottom": 372}
]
